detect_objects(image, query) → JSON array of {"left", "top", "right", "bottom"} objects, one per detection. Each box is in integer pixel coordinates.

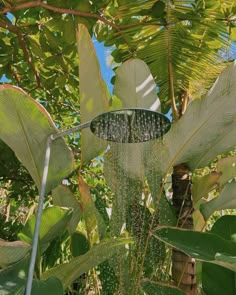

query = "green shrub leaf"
[
  {"left": 142, "top": 281, "right": 186, "bottom": 295},
  {"left": 18, "top": 206, "right": 72, "bottom": 253},
  {"left": 0, "top": 85, "right": 74, "bottom": 193},
  {"left": 0, "top": 240, "right": 31, "bottom": 268},
  {"left": 200, "top": 181, "right": 236, "bottom": 220},
  {"left": 0, "top": 257, "right": 63, "bottom": 295},
  {"left": 42, "top": 237, "right": 133, "bottom": 288},
  {"left": 149, "top": 62, "right": 236, "bottom": 175},
  {"left": 77, "top": 24, "right": 109, "bottom": 164},
  {"left": 52, "top": 185, "right": 81, "bottom": 234},
  {"left": 202, "top": 216, "right": 236, "bottom": 295},
  {"left": 71, "top": 231, "right": 90, "bottom": 257},
  {"left": 153, "top": 226, "right": 236, "bottom": 272}
]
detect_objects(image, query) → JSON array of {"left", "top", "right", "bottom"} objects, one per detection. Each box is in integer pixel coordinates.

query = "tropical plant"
[{"left": 1, "top": 1, "right": 236, "bottom": 295}]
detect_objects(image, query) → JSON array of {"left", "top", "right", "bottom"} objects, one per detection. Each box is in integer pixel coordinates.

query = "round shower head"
[{"left": 90, "top": 108, "right": 171, "bottom": 143}]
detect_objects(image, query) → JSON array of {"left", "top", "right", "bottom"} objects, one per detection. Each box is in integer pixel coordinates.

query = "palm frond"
[{"left": 98, "top": 0, "right": 235, "bottom": 112}]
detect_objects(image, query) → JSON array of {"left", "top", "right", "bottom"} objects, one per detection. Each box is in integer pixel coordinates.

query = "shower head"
[{"left": 90, "top": 108, "right": 171, "bottom": 143}]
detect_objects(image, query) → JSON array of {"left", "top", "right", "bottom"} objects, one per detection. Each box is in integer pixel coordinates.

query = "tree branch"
[
  {"left": 0, "top": 20, "right": 40, "bottom": 87},
  {"left": 0, "top": 0, "right": 41, "bottom": 14},
  {"left": 0, "top": 1, "right": 131, "bottom": 46}
]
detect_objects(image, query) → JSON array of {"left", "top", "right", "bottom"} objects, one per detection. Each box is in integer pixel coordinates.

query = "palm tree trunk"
[{"left": 171, "top": 164, "right": 197, "bottom": 295}]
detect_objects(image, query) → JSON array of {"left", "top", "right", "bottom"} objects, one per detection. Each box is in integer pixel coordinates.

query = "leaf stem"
[{"left": 166, "top": 13, "right": 179, "bottom": 120}]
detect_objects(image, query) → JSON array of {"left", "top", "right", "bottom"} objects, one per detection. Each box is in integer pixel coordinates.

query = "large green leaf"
[
  {"left": 202, "top": 262, "right": 236, "bottom": 295},
  {"left": 192, "top": 172, "right": 222, "bottom": 203},
  {"left": 18, "top": 206, "right": 72, "bottom": 253},
  {"left": 0, "top": 85, "right": 74, "bottom": 193},
  {"left": 192, "top": 155, "right": 236, "bottom": 206},
  {"left": 52, "top": 184, "right": 81, "bottom": 234},
  {"left": 113, "top": 58, "right": 161, "bottom": 111},
  {"left": 0, "top": 257, "right": 63, "bottom": 295},
  {"left": 77, "top": 24, "right": 109, "bottom": 164},
  {"left": 0, "top": 257, "right": 29, "bottom": 295},
  {"left": 153, "top": 226, "right": 236, "bottom": 272},
  {"left": 200, "top": 181, "right": 236, "bottom": 220},
  {"left": 103, "top": 1, "right": 229, "bottom": 111},
  {"left": 202, "top": 216, "right": 236, "bottom": 295},
  {"left": 148, "top": 61, "right": 236, "bottom": 174},
  {"left": 70, "top": 231, "right": 90, "bottom": 257},
  {"left": 0, "top": 240, "right": 31, "bottom": 268},
  {"left": 78, "top": 175, "right": 106, "bottom": 241},
  {"left": 42, "top": 237, "right": 133, "bottom": 288},
  {"left": 110, "top": 58, "right": 161, "bottom": 179},
  {"left": 217, "top": 156, "right": 236, "bottom": 188},
  {"left": 142, "top": 281, "right": 186, "bottom": 295},
  {"left": 31, "top": 277, "right": 64, "bottom": 295}
]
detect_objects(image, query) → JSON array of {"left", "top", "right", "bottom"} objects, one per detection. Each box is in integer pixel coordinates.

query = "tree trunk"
[{"left": 171, "top": 164, "right": 197, "bottom": 295}]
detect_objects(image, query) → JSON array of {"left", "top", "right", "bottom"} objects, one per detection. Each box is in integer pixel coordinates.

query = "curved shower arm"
[{"left": 51, "top": 121, "right": 91, "bottom": 140}]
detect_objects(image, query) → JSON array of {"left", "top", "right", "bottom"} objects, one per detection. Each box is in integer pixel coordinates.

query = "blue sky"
[
  {"left": 93, "top": 39, "right": 114, "bottom": 94},
  {"left": 0, "top": 74, "right": 9, "bottom": 83}
]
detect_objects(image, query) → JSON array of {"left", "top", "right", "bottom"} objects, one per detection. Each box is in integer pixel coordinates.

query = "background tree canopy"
[{"left": 1, "top": 1, "right": 236, "bottom": 295}]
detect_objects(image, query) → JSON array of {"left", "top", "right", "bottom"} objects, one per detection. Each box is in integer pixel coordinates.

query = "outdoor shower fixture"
[{"left": 25, "top": 108, "right": 171, "bottom": 294}]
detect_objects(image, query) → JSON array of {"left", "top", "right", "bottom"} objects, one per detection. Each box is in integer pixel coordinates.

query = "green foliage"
[
  {"left": 78, "top": 175, "right": 107, "bottom": 241},
  {"left": 52, "top": 184, "right": 81, "bottom": 234},
  {"left": 153, "top": 224, "right": 236, "bottom": 272},
  {"left": 147, "top": 61, "right": 236, "bottom": 177},
  {"left": 0, "top": 213, "right": 23, "bottom": 241},
  {"left": 217, "top": 156, "right": 236, "bottom": 187},
  {"left": 0, "top": 139, "right": 25, "bottom": 181},
  {"left": 201, "top": 181, "right": 236, "bottom": 220},
  {"left": 41, "top": 230, "right": 71, "bottom": 272},
  {"left": 202, "top": 215, "right": 236, "bottom": 295},
  {"left": 96, "top": 0, "right": 232, "bottom": 111},
  {"left": 0, "top": 257, "right": 30, "bottom": 295},
  {"left": 150, "top": 1, "right": 166, "bottom": 19},
  {"left": 142, "top": 281, "right": 186, "bottom": 295},
  {"left": 77, "top": 23, "right": 110, "bottom": 164},
  {"left": 0, "top": 256, "right": 64, "bottom": 295},
  {"left": 0, "top": 85, "right": 74, "bottom": 193},
  {"left": 31, "top": 277, "right": 64, "bottom": 295},
  {"left": 0, "top": 139, "right": 36, "bottom": 211},
  {"left": 18, "top": 206, "right": 73, "bottom": 253},
  {"left": 1, "top": 1, "right": 236, "bottom": 294},
  {"left": 42, "top": 237, "right": 133, "bottom": 288},
  {"left": 0, "top": 240, "right": 31, "bottom": 268},
  {"left": 113, "top": 58, "right": 161, "bottom": 110},
  {"left": 192, "top": 172, "right": 222, "bottom": 203},
  {"left": 71, "top": 231, "right": 90, "bottom": 257}
]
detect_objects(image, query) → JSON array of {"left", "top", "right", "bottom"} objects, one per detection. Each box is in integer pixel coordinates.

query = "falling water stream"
[{"left": 91, "top": 109, "right": 171, "bottom": 294}]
